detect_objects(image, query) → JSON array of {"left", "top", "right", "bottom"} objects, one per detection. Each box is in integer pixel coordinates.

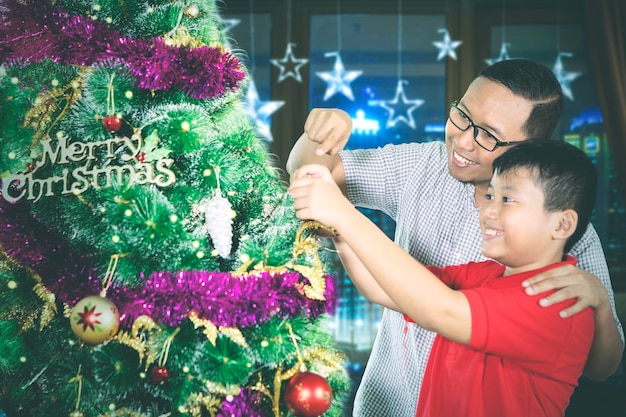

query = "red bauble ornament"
[
  {"left": 69, "top": 295, "right": 120, "bottom": 345},
  {"left": 150, "top": 365, "right": 170, "bottom": 384},
  {"left": 102, "top": 116, "right": 122, "bottom": 133},
  {"left": 284, "top": 371, "right": 332, "bottom": 417}
]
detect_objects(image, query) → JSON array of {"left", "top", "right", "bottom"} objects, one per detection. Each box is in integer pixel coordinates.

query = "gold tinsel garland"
[
  {"left": 2, "top": 216, "right": 341, "bottom": 416},
  {"left": 0, "top": 246, "right": 58, "bottom": 331}
]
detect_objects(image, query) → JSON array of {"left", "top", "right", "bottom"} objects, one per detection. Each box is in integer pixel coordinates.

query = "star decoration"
[
  {"left": 244, "top": 79, "right": 284, "bottom": 143},
  {"left": 220, "top": 18, "right": 240, "bottom": 34},
  {"left": 433, "top": 28, "right": 463, "bottom": 61},
  {"left": 371, "top": 79, "right": 424, "bottom": 129},
  {"left": 315, "top": 52, "right": 363, "bottom": 101},
  {"left": 485, "top": 42, "right": 512, "bottom": 65},
  {"left": 270, "top": 42, "right": 309, "bottom": 83},
  {"left": 553, "top": 52, "right": 581, "bottom": 101},
  {"left": 75, "top": 303, "right": 102, "bottom": 332}
]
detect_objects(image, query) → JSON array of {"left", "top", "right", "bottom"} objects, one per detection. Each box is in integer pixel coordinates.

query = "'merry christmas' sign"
[{"left": 1, "top": 131, "right": 175, "bottom": 203}]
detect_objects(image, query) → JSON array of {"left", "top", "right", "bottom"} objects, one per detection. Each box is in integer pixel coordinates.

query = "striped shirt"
[{"left": 340, "top": 141, "right": 624, "bottom": 417}]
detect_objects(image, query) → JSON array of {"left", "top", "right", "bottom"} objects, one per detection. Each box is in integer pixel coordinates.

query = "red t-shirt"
[{"left": 413, "top": 257, "right": 594, "bottom": 417}]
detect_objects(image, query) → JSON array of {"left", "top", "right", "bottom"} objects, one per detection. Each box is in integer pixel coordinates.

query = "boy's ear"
[{"left": 553, "top": 209, "right": 578, "bottom": 240}]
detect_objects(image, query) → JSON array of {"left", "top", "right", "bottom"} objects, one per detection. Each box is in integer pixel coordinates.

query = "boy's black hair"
[
  {"left": 492, "top": 139, "right": 597, "bottom": 253},
  {"left": 479, "top": 59, "right": 563, "bottom": 141}
]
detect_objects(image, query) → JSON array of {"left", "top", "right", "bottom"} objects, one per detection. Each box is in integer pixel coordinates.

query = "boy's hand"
[
  {"left": 290, "top": 164, "right": 335, "bottom": 183},
  {"left": 522, "top": 264, "right": 607, "bottom": 317},
  {"left": 304, "top": 108, "right": 352, "bottom": 156},
  {"left": 289, "top": 164, "right": 351, "bottom": 229}
]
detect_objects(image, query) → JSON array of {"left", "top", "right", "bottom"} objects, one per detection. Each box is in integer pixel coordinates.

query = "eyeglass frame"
[{"left": 448, "top": 100, "right": 526, "bottom": 152}]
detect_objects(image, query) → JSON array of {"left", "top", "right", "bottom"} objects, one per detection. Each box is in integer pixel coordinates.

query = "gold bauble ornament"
[
  {"left": 70, "top": 295, "right": 120, "bottom": 345},
  {"left": 184, "top": 5, "right": 200, "bottom": 18}
]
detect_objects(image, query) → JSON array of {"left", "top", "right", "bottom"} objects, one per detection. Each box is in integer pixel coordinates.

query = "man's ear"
[{"left": 553, "top": 209, "right": 578, "bottom": 240}]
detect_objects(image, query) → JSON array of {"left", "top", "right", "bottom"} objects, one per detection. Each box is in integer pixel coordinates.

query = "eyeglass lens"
[{"left": 449, "top": 105, "right": 499, "bottom": 151}]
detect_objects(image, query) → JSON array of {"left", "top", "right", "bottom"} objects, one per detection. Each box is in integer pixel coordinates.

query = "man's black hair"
[{"left": 479, "top": 59, "right": 563, "bottom": 140}]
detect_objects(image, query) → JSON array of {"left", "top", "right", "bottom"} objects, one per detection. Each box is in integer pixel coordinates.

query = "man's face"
[{"left": 445, "top": 77, "right": 534, "bottom": 190}]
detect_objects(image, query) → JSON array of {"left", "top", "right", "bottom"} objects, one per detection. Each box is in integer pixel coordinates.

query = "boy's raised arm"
[{"left": 289, "top": 164, "right": 473, "bottom": 345}]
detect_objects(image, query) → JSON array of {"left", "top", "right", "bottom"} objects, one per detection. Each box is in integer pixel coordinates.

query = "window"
[
  {"left": 309, "top": 12, "right": 448, "bottom": 352},
  {"left": 488, "top": 24, "right": 626, "bottom": 266},
  {"left": 310, "top": 13, "right": 448, "bottom": 149}
]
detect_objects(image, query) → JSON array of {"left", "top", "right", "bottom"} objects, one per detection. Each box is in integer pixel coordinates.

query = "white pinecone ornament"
[{"left": 204, "top": 191, "right": 234, "bottom": 258}]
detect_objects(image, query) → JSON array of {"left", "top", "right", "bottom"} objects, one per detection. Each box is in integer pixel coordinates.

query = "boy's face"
[
  {"left": 479, "top": 168, "right": 565, "bottom": 273},
  {"left": 445, "top": 77, "right": 534, "bottom": 192}
]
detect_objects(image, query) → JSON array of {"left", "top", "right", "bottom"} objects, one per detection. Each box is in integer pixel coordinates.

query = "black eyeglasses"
[{"left": 448, "top": 101, "right": 525, "bottom": 152}]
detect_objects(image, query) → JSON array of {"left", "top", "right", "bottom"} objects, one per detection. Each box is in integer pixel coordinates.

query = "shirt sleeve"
[
  {"left": 569, "top": 223, "right": 624, "bottom": 345},
  {"left": 464, "top": 285, "right": 594, "bottom": 367},
  {"left": 425, "top": 264, "right": 469, "bottom": 289},
  {"left": 339, "top": 142, "right": 446, "bottom": 219}
]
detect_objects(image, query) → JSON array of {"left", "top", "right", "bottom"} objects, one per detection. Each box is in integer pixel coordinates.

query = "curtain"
[{"left": 583, "top": 0, "right": 626, "bottom": 201}]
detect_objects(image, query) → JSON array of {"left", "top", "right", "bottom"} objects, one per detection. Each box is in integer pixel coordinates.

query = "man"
[
  {"left": 290, "top": 133, "right": 598, "bottom": 417},
  {"left": 286, "top": 59, "right": 624, "bottom": 416}
]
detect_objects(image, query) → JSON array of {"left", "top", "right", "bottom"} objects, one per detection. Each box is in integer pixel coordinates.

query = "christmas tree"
[{"left": 0, "top": 1, "right": 349, "bottom": 416}]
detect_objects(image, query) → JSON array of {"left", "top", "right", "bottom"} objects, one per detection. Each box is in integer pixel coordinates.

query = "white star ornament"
[
  {"left": 433, "top": 28, "right": 463, "bottom": 61},
  {"left": 244, "top": 80, "right": 284, "bottom": 143},
  {"left": 270, "top": 42, "right": 309, "bottom": 83},
  {"left": 375, "top": 79, "right": 424, "bottom": 129},
  {"left": 315, "top": 51, "right": 363, "bottom": 101}
]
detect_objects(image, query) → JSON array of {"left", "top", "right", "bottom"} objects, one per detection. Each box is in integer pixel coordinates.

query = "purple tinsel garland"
[
  {"left": 0, "top": 0, "right": 245, "bottom": 99},
  {"left": 0, "top": 199, "right": 103, "bottom": 300},
  {"left": 0, "top": 198, "right": 336, "bottom": 330},
  {"left": 216, "top": 388, "right": 270, "bottom": 417},
  {"left": 116, "top": 269, "right": 337, "bottom": 328}
]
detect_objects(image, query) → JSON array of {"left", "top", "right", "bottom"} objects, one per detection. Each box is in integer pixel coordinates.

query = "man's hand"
[
  {"left": 522, "top": 264, "right": 607, "bottom": 317},
  {"left": 304, "top": 108, "right": 352, "bottom": 156},
  {"left": 523, "top": 263, "right": 624, "bottom": 380}
]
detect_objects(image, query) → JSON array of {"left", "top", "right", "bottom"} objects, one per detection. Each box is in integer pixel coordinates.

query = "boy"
[{"left": 288, "top": 139, "right": 596, "bottom": 416}]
